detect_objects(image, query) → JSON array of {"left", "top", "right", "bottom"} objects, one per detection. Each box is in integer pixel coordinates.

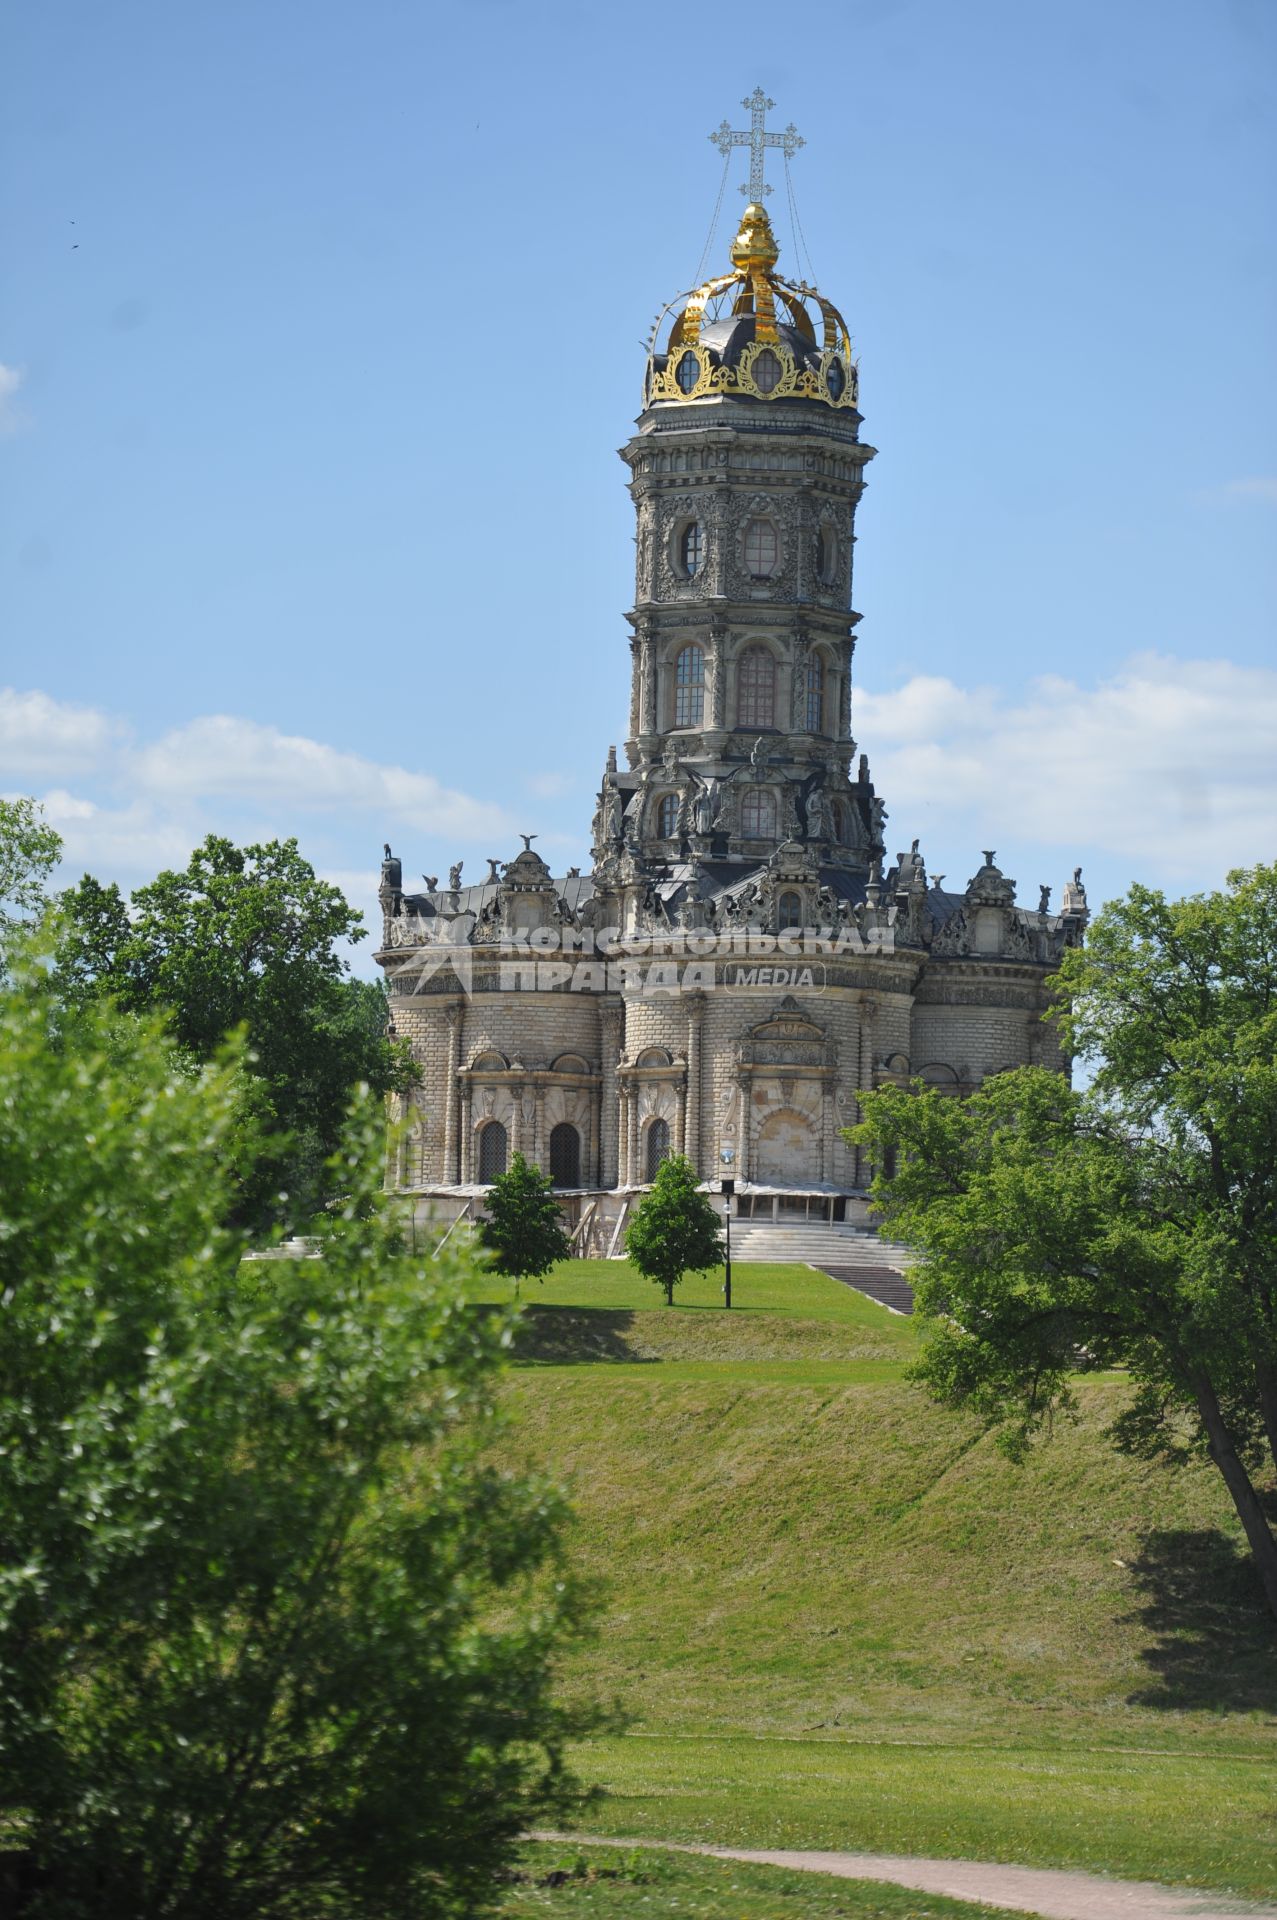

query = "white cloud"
[
  {"left": 1220, "top": 477, "right": 1277, "bottom": 505},
  {"left": 0, "top": 687, "right": 125, "bottom": 777},
  {"left": 858, "top": 652, "right": 1277, "bottom": 876},
  {"left": 132, "top": 715, "right": 513, "bottom": 839},
  {"left": 0, "top": 363, "right": 23, "bottom": 433}
]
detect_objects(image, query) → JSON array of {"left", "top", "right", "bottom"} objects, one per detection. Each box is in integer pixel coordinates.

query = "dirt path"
[{"left": 533, "top": 1832, "right": 1277, "bottom": 1920}]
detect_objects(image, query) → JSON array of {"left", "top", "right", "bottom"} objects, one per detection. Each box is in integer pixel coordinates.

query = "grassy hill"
[{"left": 476, "top": 1261, "right": 1277, "bottom": 1897}]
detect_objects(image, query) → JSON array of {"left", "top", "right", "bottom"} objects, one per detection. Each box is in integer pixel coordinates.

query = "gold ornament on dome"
[{"left": 646, "top": 202, "right": 859, "bottom": 412}]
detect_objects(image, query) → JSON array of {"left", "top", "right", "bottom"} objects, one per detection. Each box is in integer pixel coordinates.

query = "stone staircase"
[
  {"left": 726, "top": 1219, "right": 917, "bottom": 1315},
  {"left": 727, "top": 1220, "right": 914, "bottom": 1268}
]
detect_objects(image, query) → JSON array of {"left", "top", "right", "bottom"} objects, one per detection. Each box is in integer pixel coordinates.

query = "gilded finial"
[{"left": 730, "top": 203, "right": 779, "bottom": 272}]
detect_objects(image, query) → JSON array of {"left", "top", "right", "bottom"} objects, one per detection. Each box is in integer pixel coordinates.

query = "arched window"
[
  {"left": 676, "top": 350, "right": 700, "bottom": 394},
  {"left": 680, "top": 522, "right": 704, "bottom": 577},
  {"left": 753, "top": 348, "right": 782, "bottom": 394},
  {"left": 645, "top": 1116, "right": 671, "bottom": 1183},
  {"left": 806, "top": 653, "right": 825, "bottom": 733},
  {"left": 477, "top": 1121, "right": 508, "bottom": 1183},
  {"left": 549, "top": 1122, "right": 581, "bottom": 1188},
  {"left": 827, "top": 358, "right": 846, "bottom": 401},
  {"left": 657, "top": 793, "right": 679, "bottom": 839},
  {"left": 737, "top": 646, "right": 775, "bottom": 729},
  {"left": 741, "top": 790, "right": 776, "bottom": 838},
  {"left": 743, "top": 519, "right": 779, "bottom": 578},
  {"left": 673, "top": 645, "right": 705, "bottom": 728},
  {"left": 778, "top": 890, "right": 803, "bottom": 929}
]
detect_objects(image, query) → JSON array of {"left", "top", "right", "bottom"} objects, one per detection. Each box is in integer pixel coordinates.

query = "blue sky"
[{"left": 2, "top": 0, "right": 1274, "bottom": 967}]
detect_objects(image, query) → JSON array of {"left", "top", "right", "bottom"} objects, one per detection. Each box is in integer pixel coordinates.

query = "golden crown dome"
[{"left": 646, "top": 203, "right": 857, "bottom": 411}]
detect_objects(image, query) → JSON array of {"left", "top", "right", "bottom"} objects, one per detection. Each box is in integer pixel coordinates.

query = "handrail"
[
  {"left": 432, "top": 1200, "right": 474, "bottom": 1259},
  {"left": 568, "top": 1199, "right": 597, "bottom": 1256},
  {"left": 605, "top": 1195, "right": 631, "bottom": 1261}
]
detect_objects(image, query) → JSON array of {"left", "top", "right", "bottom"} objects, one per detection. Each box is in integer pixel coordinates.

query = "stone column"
[
  {"left": 855, "top": 996, "right": 877, "bottom": 1188},
  {"left": 791, "top": 629, "right": 810, "bottom": 732},
  {"left": 443, "top": 1001, "right": 463, "bottom": 1184},
  {"left": 709, "top": 622, "right": 728, "bottom": 730},
  {"left": 839, "top": 637, "right": 854, "bottom": 742},
  {"left": 738, "top": 1072, "right": 753, "bottom": 1181},
  {"left": 638, "top": 621, "right": 657, "bottom": 736},
  {"left": 820, "top": 1076, "right": 835, "bottom": 1183},
  {"left": 532, "top": 1088, "right": 545, "bottom": 1170},
  {"left": 459, "top": 1083, "right": 473, "bottom": 1184},
  {"left": 674, "top": 1081, "right": 686, "bottom": 1157},
  {"left": 509, "top": 1083, "right": 524, "bottom": 1160},
  {"left": 685, "top": 993, "right": 704, "bottom": 1176},
  {"left": 626, "top": 1085, "right": 640, "bottom": 1187},
  {"left": 599, "top": 999, "right": 623, "bottom": 1186},
  {"left": 628, "top": 635, "right": 642, "bottom": 741}
]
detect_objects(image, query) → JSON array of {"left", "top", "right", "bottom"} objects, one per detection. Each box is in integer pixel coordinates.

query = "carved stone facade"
[{"left": 376, "top": 202, "right": 1087, "bottom": 1224}]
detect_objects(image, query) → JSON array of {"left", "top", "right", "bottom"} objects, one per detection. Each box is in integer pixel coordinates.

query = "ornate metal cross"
[{"left": 709, "top": 88, "right": 805, "bottom": 200}]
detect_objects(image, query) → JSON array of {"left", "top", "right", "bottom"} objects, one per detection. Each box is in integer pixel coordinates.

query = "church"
[{"left": 376, "top": 94, "right": 1087, "bottom": 1251}]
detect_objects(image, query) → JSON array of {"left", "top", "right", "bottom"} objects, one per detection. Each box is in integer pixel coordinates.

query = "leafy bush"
[{"left": 0, "top": 962, "right": 600, "bottom": 1918}]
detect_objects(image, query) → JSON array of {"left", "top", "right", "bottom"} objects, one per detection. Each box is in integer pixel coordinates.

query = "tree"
[
  {"left": 55, "top": 835, "right": 416, "bottom": 1232},
  {"left": 0, "top": 797, "right": 60, "bottom": 959},
  {"left": 479, "top": 1151, "right": 572, "bottom": 1296},
  {"left": 0, "top": 955, "right": 600, "bottom": 1918},
  {"left": 850, "top": 863, "right": 1277, "bottom": 1616},
  {"left": 626, "top": 1154, "right": 723, "bottom": 1306}
]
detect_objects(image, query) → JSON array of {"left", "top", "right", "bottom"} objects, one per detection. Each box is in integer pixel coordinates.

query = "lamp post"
[{"left": 720, "top": 1147, "right": 736, "bottom": 1311}]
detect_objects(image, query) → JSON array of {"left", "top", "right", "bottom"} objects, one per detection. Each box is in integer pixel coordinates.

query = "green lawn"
[
  {"left": 499, "top": 1842, "right": 1037, "bottom": 1919},
  {"left": 483, "top": 1259, "right": 1277, "bottom": 1896}
]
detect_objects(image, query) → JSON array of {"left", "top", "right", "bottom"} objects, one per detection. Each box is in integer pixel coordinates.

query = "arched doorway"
[
  {"left": 754, "top": 1108, "right": 817, "bottom": 1185},
  {"left": 549, "top": 1122, "right": 581, "bottom": 1188},
  {"left": 477, "top": 1120, "right": 508, "bottom": 1183}
]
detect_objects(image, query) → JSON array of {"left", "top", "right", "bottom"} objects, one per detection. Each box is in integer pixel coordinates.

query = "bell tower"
[{"left": 593, "top": 176, "right": 881, "bottom": 886}]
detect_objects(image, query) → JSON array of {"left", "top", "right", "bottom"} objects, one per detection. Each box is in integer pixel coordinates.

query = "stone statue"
[
  {"left": 691, "top": 773, "right": 719, "bottom": 835},
  {"left": 520, "top": 833, "right": 538, "bottom": 851},
  {"left": 486, "top": 858, "right": 502, "bottom": 883},
  {"left": 1038, "top": 884, "right": 1051, "bottom": 914},
  {"left": 448, "top": 862, "right": 463, "bottom": 891},
  {"left": 383, "top": 842, "right": 392, "bottom": 860},
  {"left": 870, "top": 795, "right": 887, "bottom": 841},
  {"left": 567, "top": 865, "right": 580, "bottom": 878},
  {"left": 422, "top": 874, "right": 438, "bottom": 892}
]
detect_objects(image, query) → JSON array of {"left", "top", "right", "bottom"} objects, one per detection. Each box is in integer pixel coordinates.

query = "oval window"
[
  {"left": 676, "top": 350, "right": 700, "bottom": 394},
  {"left": 681, "top": 521, "right": 704, "bottom": 577},
  {"left": 753, "top": 348, "right": 781, "bottom": 394},
  {"left": 827, "top": 358, "right": 846, "bottom": 401}
]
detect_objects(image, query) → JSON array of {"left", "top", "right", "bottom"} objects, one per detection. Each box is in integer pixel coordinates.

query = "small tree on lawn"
[
  {"left": 480, "top": 1150, "right": 571, "bottom": 1296},
  {"left": 626, "top": 1153, "right": 723, "bottom": 1306}
]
